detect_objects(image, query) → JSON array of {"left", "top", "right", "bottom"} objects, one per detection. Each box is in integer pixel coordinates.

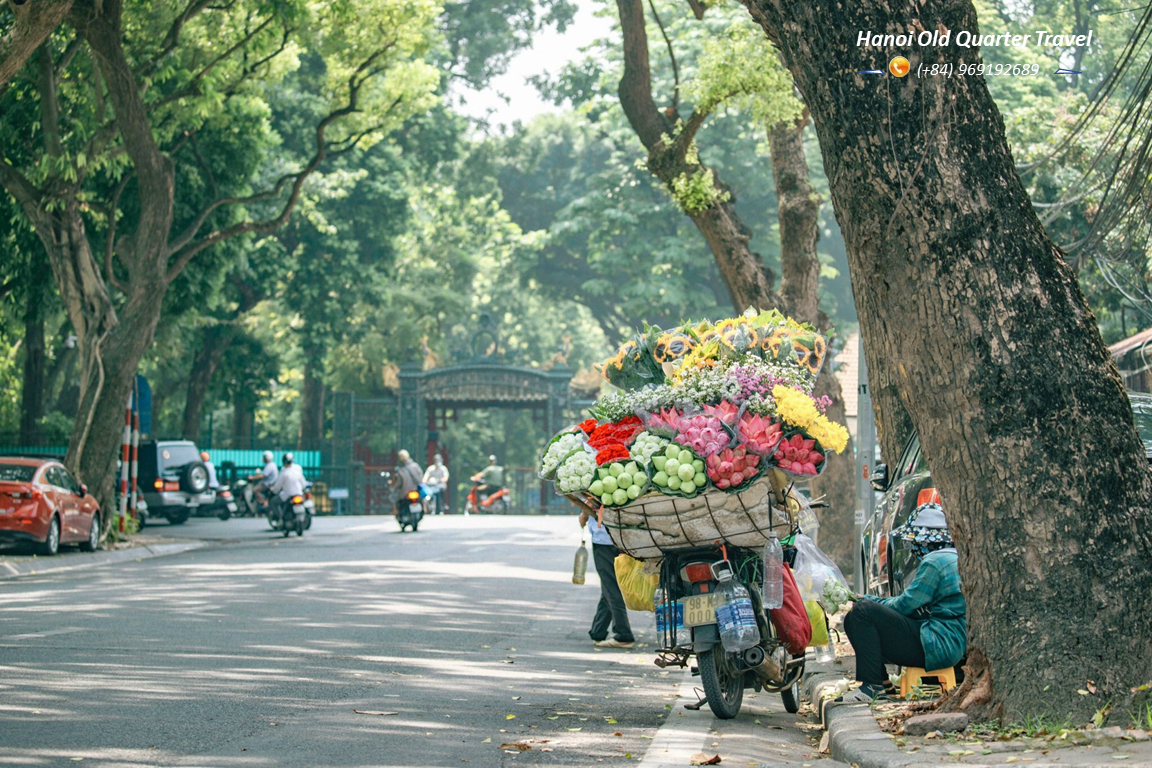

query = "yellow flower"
[
  {"left": 807, "top": 415, "right": 849, "bottom": 454},
  {"left": 670, "top": 340, "right": 720, "bottom": 384},
  {"left": 772, "top": 385, "right": 820, "bottom": 429}
]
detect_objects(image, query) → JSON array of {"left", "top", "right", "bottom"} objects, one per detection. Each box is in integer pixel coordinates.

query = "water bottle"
[
  {"left": 714, "top": 570, "right": 761, "bottom": 653},
  {"left": 572, "top": 539, "right": 588, "bottom": 585},
  {"left": 763, "top": 532, "right": 784, "bottom": 610}
]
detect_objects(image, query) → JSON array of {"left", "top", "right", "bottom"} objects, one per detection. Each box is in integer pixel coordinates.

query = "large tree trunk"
[
  {"left": 0, "top": 0, "right": 72, "bottom": 95},
  {"left": 741, "top": 0, "right": 1152, "bottom": 720},
  {"left": 19, "top": 279, "right": 46, "bottom": 445},
  {"left": 182, "top": 325, "right": 233, "bottom": 442},
  {"left": 299, "top": 360, "right": 325, "bottom": 449},
  {"left": 768, "top": 115, "right": 856, "bottom": 569}
]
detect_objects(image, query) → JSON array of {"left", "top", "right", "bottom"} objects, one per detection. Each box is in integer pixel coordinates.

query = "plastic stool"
[{"left": 900, "top": 666, "right": 957, "bottom": 698}]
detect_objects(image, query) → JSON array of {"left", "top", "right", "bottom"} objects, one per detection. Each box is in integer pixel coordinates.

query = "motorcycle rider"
[
  {"left": 246, "top": 450, "right": 278, "bottom": 510},
  {"left": 200, "top": 451, "right": 220, "bottom": 490},
  {"left": 422, "top": 454, "right": 449, "bottom": 514},
  {"left": 395, "top": 449, "right": 424, "bottom": 503},
  {"left": 269, "top": 452, "right": 307, "bottom": 521},
  {"left": 467, "top": 455, "right": 505, "bottom": 513}
]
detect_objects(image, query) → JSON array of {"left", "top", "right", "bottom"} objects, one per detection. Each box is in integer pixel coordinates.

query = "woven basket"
[{"left": 568, "top": 473, "right": 794, "bottom": 560}]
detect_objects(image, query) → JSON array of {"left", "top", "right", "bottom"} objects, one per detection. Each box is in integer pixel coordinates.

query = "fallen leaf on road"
[
  {"left": 1112, "top": 756, "right": 1131, "bottom": 760},
  {"left": 353, "top": 710, "right": 397, "bottom": 716},
  {"left": 613, "top": 732, "right": 623, "bottom": 737},
  {"left": 541, "top": 748, "right": 553, "bottom": 752},
  {"left": 1078, "top": 689, "right": 1090, "bottom": 696},
  {"left": 818, "top": 732, "right": 830, "bottom": 754},
  {"left": 690, "top": 753, "right": 721, "bottom": 765},
  {"left": 499, "top": 742, "right": 531, "bottom": 752},
  {"left": 1087, "top": 680, "right": 1098, "bottom": 694},
  {"left": 607, "top": 717, "right": 617, "bottom": 724},
  {"left": 500, "top": 660, "right": 515, "bottom": 664},
  {"left": 506, "top": 714, "right": 516, "bottom": 720},
  {"left": 481, "top": 738, "right": 491, "bottom": 744},
  {"left": 512, "top": 696, "right": 521, "bottom": 700},
  {"left": 548, "top": 717, "right": 559, "bottom": 720},
  {"left": 567, "top": 728, "right": 582, "bottom": 732}
]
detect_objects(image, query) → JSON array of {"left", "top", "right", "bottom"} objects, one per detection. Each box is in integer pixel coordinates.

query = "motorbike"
[
  {"left": 205, "top": 486, "right": 239, "bottom": 520},
  {"left": 397, "top": 487, "right": 427, "bottom": 532},
  {"left": 465, "top": 481, "right": 510, "bottom": 514},
  {"left": 233, "top": 478, "right": 270, "bottom": 517},
  {"left": 268, "top": 489, "right": 315, "bottom": 536}
]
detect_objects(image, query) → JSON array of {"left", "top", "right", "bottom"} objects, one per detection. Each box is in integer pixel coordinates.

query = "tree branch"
[
  {"left": 103, "top": 174, "right": 130, "bottom": 293},
  {"left": 37, "top": 44, "right": 63, "bottom": 159},
  {"left": 0, "top": 0, "right": 73, "bottom": 95},
  {"left": 645, "top": 0, "right": 680, "bottom": 113},
  {"left": 55, "top": 34, "right": 83, "bottom": 78},
  {"left": 615, "top": 0, "right": 671, "bottom": 149},
  {"left": 151, "top": 14, "right": 274, "bottom": 108},
  {"left": 138, "top": 0, "right": 216, "bottom": 79}
]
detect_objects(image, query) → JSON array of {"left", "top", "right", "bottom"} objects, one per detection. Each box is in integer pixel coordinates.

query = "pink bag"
[{"left": 769, "top": 565, "right": 812, "bottom": 655}]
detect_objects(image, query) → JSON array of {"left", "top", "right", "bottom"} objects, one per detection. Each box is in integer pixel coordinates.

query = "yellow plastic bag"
[
  {"left": 614, "top": 554, "right": 659, "bottom": 612},
  {"left": 805, "top": 600, "right": 830, "bottom": 646}
]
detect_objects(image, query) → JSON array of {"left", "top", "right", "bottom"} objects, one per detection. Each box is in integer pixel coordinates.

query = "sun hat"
[{"left": 892, "top": 502, "right": 954, "bottom": 549}]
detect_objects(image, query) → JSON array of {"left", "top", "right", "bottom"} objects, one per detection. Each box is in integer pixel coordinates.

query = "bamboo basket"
[{"left": 567, "top": 469, "right": 799, "bottom": 560}]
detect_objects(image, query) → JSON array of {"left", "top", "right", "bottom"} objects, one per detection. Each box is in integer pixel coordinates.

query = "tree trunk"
[
  {"left": 19, "top": 280, "right": 46, "bottom": 445},
  {"left": 768, "top": 115, "right": 857, "bottom": 569},
  {"left": 182, "top": 325, "right": 233, "bottom": 442},
  {"left": 233, "top": 395, "right": 253, "bottom": 448},
  {"left": 299, "top": 360, "right": 325, "bottom": 450},
  {"left": 742, "top": 0, "right": 1152, "bottom": 721},
  {"left": 0, "top": 0, "right": 73, "bottom": 95}
]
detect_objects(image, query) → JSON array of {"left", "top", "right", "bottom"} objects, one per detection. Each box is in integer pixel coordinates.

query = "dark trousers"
[
  {"left": 844, "top": 599, "right": 926, "bottom": 686},
  {"left": 589, "top": 543, "right": 634, "bottom": 642}
]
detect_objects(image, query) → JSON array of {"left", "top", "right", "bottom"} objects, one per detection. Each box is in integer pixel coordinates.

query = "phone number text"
[{"left": 917, "top": 63, "right": 1042, "bottom": 77}]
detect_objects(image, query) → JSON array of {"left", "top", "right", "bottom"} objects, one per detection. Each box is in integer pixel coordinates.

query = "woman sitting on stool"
[{"left": 840, "top": 503, "right": 966, "bottom": 702}]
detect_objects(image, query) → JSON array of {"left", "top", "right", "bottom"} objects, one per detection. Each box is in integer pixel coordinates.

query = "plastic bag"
[
  {"left": 768, "top": 564, "right": 812, "bottom": 655},
  {"left": 615, "top": 553, "right": 659, "bottom": 612},
  {"left": 791, "top": 533, "right": 850, "bottom": 613},
  {"left": 805, "top": 600, "right": 830, "bottom": 646}
]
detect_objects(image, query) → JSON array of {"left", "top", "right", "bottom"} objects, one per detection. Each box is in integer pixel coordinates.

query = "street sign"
[{"left": 328, "top": 488, "right": 349, "bottom": 499}]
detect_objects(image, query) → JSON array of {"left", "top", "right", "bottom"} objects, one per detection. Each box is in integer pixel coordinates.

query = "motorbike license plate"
[
  {"left": 683, "top": 593, "right": 722, "bottom": 627},
  {"left": 409, "top": 502, "right": 423, "bottom": 514}
]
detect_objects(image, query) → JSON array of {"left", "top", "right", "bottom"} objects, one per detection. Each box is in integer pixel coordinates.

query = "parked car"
[
  {"left": 0, "top": 457, "right": 101, "bottom": 555},
  {"left": 861, "top": 391, "right": 1152, "bottom": 597},
  {"left": 137, "top": 440, "right": 215, "bottom": 526}
]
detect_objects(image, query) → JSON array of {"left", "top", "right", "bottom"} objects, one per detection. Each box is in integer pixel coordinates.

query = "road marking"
[{"left": 639, "top": 666, "right": 713, "bottom": 768}]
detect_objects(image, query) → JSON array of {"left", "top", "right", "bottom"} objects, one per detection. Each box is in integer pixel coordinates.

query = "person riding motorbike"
[
  {"left": 200, "top": 451, "right": 220, "bottom": 490},
  {"left": 468, "top": 455, "right": 505, "bottom": 510},
  {"left": 395, "top": 449, "right": 424, "bottom": 508},
  {"left": 269, "top": 452, "right": 307, "bottom": 520},
  {"left": 422, "top": 454, "right": 449, "bottom": 514},
  {"left": 246, "top": 451, "right": 278, "bottom": 510}
]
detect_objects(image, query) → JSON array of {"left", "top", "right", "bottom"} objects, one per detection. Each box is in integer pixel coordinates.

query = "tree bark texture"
[
  {"left": 768, "top": 116, "right": 856, "bottom": 569},
  {"left": 299, "top": 361, "right": 325, "bottom": 449},
  {"left": 614, "top": 0, "right": 777, "bottom": 311},
  {"left": 19, "top": 278, "right": 46, "bottom": 445},
  {"left": 741, "top": 0, "right": 1152, "bottom": 720},
  {"left": 182, "top": 325, "right": 234, "bottom": 442},
  {"left": 0, "top": 0, "right": 72, "bottom": 94}
]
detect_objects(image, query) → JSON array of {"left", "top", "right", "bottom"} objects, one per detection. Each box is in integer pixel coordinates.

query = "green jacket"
[
  {"left": 480, "top": 465, "right": 504, "bottom": 487},
  {"left": 859, "top": 549, "right": 966, "bottom": 671}
]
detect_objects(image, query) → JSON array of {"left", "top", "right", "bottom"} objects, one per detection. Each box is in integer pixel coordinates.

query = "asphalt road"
[{"left": 0, "top": 516, "right": 835, "bottom": 768}]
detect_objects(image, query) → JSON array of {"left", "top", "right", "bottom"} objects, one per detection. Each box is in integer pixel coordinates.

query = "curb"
[
  {"left": 0, "top": 540, "right": 210, "bottom": 581},
  {"left": 803, "top": 666, "right": 915, "bottom": 768}
]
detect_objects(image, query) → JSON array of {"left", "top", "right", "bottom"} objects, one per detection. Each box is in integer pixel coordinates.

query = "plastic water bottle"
[
  {"left": 763, "top": 532, "right": 784, "bottom": 610},
  {"left": 572, "top": 540, "right": 588, "bottom": 585},
  {"left": 715, "top": 571, "right": 761, "bottom": 653}
]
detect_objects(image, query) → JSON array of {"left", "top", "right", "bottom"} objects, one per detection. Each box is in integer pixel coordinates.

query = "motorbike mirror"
[{"left": 78, "top": 484, "right": 88, "bottom": 497}]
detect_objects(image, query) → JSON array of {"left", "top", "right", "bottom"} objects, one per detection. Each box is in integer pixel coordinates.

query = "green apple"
[
  {"left": 692, "top": 459, "right": 705, "bottom": 473},
  {"left": 609, "top": 462, "right": 624, "bottom": 478},
  {"left": 677, "top": 464, "right": 695, "bottom": 482},
  {"left": 652, "top": 455, "right": 667, "bottom": 472},
  {"left": 590, "top": 480, "right": 605, "bottom": 496},
  {"left": 653, "top": 471, "right": 669, "bottom": 486},
  {"left": 680, "top": 479, "right": 696, "bottom": 495},
  {"left": 668, "top": 475, "right": 682, "bottom": 490},
  {"left": 678, "top": 449, "right": 693, "bottom": 464},
  {"left": 601, "top": 492, "right": 614, "bottom": 506},
  {"left": 627, "top": 484, "right": 642, "bottom": 499},
  {"left": 612, "top": 488, "right": 628, "bottom": 505},
  {"left": 694, "top": 472, "right": 706, "bottom": 486},
  {"left": 602, "top": 476, "right": 618, "bottom": 494},
  {"left": 618, "top": 472, "right": 633, "bottom": 489},
  {"left": 665, "top": 458, "right": 680, "bottom": 476}
]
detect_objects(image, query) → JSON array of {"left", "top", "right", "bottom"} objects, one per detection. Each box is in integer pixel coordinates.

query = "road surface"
[{"left": 0, "top": 516, "right": 833, "bottom": 767}]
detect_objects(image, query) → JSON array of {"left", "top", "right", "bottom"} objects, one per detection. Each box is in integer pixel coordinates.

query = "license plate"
[
  {"left": 409, "top": 502, "right": 422, "bottom": 514},
  {"left": 683, "top": 593, "right": 722, "bottom": 627}
]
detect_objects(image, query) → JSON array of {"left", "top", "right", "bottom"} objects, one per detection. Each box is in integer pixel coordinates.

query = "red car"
[{"left": 0, "top": 457, "right": 101, "bottom": 556}]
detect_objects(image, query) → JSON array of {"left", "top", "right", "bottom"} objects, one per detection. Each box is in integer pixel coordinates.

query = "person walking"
[
  {"left": 579, "top": 508, "right": 634, "bottom": 649},
  {"left": 839, "top": 502, "right": 966, "bottom": 701}
]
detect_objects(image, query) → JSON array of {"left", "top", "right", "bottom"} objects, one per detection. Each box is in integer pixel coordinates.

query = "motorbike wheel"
[
  {"left": 282, "top": 524, "right": 291, "bottom": 538},
  {"left": 304, "top": 513, "right": 312, "bottom": 530},
  {"left": 497, "top": 497, "right": 509, "bottom": 513},
  {"left": 296, "top": 521, "right": 304, "bottom": 536},
  {"left": 218, "top": 509, "right": 232, "bottom": 521},
  {"left": 411, "top": 519, "right": 419, "bottom": 532},
  {"left": 698, "top": 648, "right": 744, "bottom": 720},
  {"left": 781, "top": 679, "right": 801, "bottom": 714}
]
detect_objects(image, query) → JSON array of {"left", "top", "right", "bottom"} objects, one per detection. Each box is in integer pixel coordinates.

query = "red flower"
[
  {"left": 617, "top": 415, "right": 642, "bottom": 428},
  {"left": 578, "top": 418, "right": 598, "bottom": 435},
  {"left": 596, "top": 444, "right": 631, "bottom": 466}
]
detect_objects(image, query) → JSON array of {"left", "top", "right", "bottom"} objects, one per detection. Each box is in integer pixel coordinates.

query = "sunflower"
[
  {"left": 714, "top": 317, "right": 760, "bottom": 355},
  {"left": 600, "top": 340, "right": 638, "bottom": 380},
  {"left": 761, "top": 327, "right": 794, "bottom": 362},
  {"left": 652, "top": 332, "right": 696, "bottom": 364}
]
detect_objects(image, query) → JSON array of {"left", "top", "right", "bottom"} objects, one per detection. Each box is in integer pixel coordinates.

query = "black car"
[
  {"left": 861, "top": 392, "right": 1152, "bottom": 597},
  {"left": 137, "top": 440, "right": 215, "bottom": 526}
]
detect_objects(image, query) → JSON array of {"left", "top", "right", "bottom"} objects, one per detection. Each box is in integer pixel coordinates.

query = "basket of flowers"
[{"left": 538, "top": 309, "right": 849, "bottom": 559}]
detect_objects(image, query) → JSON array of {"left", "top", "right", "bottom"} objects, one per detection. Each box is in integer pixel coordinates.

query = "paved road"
[{"left": 0, "top": 516, "right": 834, "bottom": 767}]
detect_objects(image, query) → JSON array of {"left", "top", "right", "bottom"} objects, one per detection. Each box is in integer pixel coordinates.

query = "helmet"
[
  {"left": 488, "top": 454, "right": 497, "bottom": 463},
  {"left": 398, "top": 449, "right": 411, "bottom": 462},
  {"left": 282, "top": 452, "right": 294, "bottom": 466},
  {"left": 200, "top": 451, "right": 210, "bottom": 462},
  {"left": 262, "top": 451, "right": 274, "bottom": 463},
  {"left": 434, "top": 453, "right": 443, "bottom": 463}
]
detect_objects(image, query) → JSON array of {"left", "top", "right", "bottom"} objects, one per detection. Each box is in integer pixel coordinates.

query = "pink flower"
[{"left": 704, "top": 401, "right": 740, "bottom": 425}]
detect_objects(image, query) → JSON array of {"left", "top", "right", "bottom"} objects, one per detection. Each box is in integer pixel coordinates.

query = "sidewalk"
[
  {"left": 805, "top": 655, "right": 1152, "bottom": 767},
  {"left": 0, "top": 535, "right": 210, "bottom": 580}
]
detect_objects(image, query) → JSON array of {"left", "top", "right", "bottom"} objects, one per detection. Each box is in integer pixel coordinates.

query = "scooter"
[
  {"left": 397, "top": 488, "right": 427, "bottom": 532},
  {"left": 465, "top": 481, "right": 510, "bottom": 514},
  {"left": 234, "top": 478, "right": 270, "bottom": 517},
  {"left": 205, "top": 486, "right": 239, "bottom": 520},
  {"left": 268, "top": 490, "right": 315, "bottom": 536},
  {"left": 653, "top": 543, "right": 806, "bottom": 719}
]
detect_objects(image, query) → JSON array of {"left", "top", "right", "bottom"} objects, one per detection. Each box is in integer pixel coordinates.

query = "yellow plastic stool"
[{"left": 899, "top": 666, "right": 957, "bottom": 698}]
